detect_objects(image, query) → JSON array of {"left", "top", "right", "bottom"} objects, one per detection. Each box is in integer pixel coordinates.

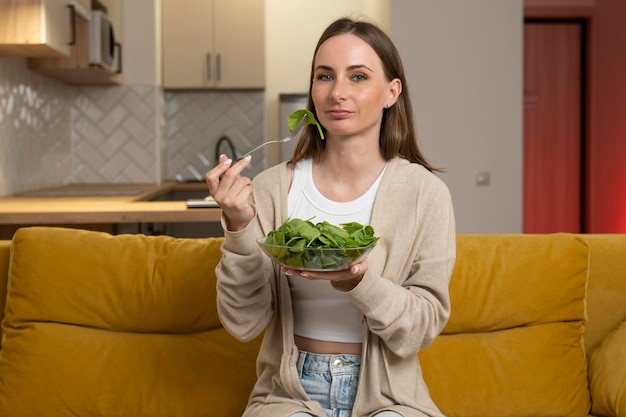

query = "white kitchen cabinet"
[
  {"left": 162, "top": 0, "right": 264, "bottom": 89},
  {"left": 27, "top": 0, "right": 123, "bottom": 85},
  {"left": 0, "top": 0, "right": 86, "bottom": 57}
]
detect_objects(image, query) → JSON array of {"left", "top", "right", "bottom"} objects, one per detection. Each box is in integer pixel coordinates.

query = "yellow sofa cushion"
[
  {"left": 583, "top": 234, "right": 626, "bottom": 355},
  {"left": 0, "top": 227, "right": 261, "bottom": 417},
  {"left": 419, "top": 234, "right": 590, "bottom": 417},
  {"left": 589, "top": 320, "right": 626, "bottom": 417},
  {"left": 0, "top": 240, "right": 10, "bottom": 332}
]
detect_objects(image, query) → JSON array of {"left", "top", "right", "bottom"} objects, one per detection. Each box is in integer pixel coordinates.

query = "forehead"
[{"left": 315, "top": 33, "right": 381, "bottom": 68}]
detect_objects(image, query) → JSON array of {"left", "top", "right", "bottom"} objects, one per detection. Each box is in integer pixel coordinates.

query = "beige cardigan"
[{"left": 216, "top": 157, "right": 456, "bottom": 417}]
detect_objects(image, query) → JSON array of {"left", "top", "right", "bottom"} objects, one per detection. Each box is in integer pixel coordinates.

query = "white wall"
[
  {"left": 392, "top": 0, "right": 524, "bottom": 233},
  {"left": 264, "top": 0, "right": 391, "bottom": 166}
]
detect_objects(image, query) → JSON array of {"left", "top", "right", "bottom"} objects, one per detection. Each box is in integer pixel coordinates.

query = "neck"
[
  {"left": 320, "top": 135, "right": 386, "bottom": 176},
  {"left": 312, "top": 141, "right": 387, "bottom": 202}
]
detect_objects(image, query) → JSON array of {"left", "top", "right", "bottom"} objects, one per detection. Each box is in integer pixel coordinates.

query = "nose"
[{"left": 329, "top": 78, "right": 347, "bottom": 102}]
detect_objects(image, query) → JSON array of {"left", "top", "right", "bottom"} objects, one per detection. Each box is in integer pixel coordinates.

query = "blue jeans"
[
  {"left": 296, "top": 351, "right": 361, "bottom": 417},
  {"left": 289, "top": 413, "right": 402, "bottom": 417}
]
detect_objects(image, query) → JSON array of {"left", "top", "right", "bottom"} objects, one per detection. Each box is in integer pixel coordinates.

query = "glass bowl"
[{"left": 256, "top": 238, "right": 376, "bottom": 272}]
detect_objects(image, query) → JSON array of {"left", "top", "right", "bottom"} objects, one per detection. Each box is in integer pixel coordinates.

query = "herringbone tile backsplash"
[
  {"left": 164, "top": 91, "right": 265, "bottom": 181},
  {"left": 0, "top": 57, "right": 73, "bottom": 195},
  {"left": 74, "top": 88, "right": 264, "bottom": 183},
  {"left": 72, "top": 85, "right": 163, "bottom": 183},
  {"left": 0, "top": 57, "right": 265, "bottom": 196}
]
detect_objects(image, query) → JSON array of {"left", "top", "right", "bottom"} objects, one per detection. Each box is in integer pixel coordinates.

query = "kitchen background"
[
  {"left": 0, "top": 51, "right": 265, "bottom": 187},
  {"left": 0, "top": 0, "right": 386, "bottom": 195},
  {"left": 1, "top": 0, "right": 625, "bottom": 233}
]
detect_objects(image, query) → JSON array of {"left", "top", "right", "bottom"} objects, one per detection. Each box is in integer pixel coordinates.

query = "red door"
[{"left": 523, "top": 21, "right": 584, "bottom": 233}]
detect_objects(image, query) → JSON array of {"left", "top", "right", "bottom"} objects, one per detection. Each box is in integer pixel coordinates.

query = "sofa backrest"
[
  {"left": 4, "top": 231, "right": 623, "bottom": 349},
  {"left": 583, "top": 234, "right": 626, "bottom": 417},
  {"left": 0, "top": 226, "right": 260, "bottom": 416},
  {"left": 0, "top": 240, "right": 10, "bottom": 335},
  {"left": 419, "top": 233, "right": 590, "bottom": 417},
  {"left": 583, "top": 234, "right": 626, "bottom": 355}
]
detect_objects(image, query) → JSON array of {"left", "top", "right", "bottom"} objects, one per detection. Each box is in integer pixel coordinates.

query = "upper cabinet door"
[
  {"left": 162, "top": 0, "right": 265, "bottom": 89},
  {"left": 213, "top": 0, "right": 264, "bottom": 89},
  {"left": 41, "top": 0, "right": 73, "bottom": 55},
  {"left": 0, "top": 0, "right": 74, "bottom": 57},
  {"left": 162, "top": 0, "right": 214, "bottom": 88}
]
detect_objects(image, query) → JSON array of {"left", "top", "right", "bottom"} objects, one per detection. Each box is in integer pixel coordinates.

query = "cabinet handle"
[
  {"left": 206, "top": 53, "right": 211, "bottom": 81},
  {"left": 217, "top": 53, "right": 221, "bottom": 82},
  {"left": 115, "top": 42, "right": 122, "bottom": 74},
  {"left": 67, "top": 5, "right": 76, "bottom": 46}
]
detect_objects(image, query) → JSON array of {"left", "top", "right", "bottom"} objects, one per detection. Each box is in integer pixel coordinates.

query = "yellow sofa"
[{"left": 0, "top": 227, "right": 624, "bottom": 417}]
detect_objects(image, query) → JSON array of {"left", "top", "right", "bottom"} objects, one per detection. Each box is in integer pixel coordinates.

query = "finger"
[
  {"left": 303, "top": 261, "right": 367, "bottom": 280},
  {"left": 350, "top": 260, "right": 367, "bottom": 277},
  {"left": 283, "top": 260, "right": 367, "bottom": 280},
  {"left": 217, "top": 153, "right": 230, "bottom": 164},
  {"left": 205, "top": 156, "right": 238, "bottom": 196},
  {"left": 231, "top": 174, "right": 253, "bottom": 194},
  {"left": 206, "top": 155, "right": 232, "bottom": 182},
  {"left": 220, "top": 155, "right": 252, "bottom": 182},
  {"left": 213, "top": 156, "right": 252, "bottom": 201},
  {"left": 219, "top": 176, "right": 253, "bottom": 210}
]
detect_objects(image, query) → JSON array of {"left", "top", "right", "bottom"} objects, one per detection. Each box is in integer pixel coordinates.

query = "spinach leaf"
[
  {"left": 263, "top": 218, "right": 379, "bottom": 270},
  {"left": 288, "top": 109, "right": 325, "bottom": 139}
]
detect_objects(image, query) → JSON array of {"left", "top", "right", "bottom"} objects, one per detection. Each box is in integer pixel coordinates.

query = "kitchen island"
[{"left": 0, "top": 182, "right": 222, "bottom": 239}]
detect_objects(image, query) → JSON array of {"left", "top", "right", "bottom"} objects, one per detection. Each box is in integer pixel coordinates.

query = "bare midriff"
[{"left": 294, "top": 335, "right": 363, "bottom": 355}]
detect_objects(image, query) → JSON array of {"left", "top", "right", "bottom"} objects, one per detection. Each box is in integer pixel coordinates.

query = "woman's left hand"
[{"left": 283, "top": 260, "right": 368, "bottom": 292}]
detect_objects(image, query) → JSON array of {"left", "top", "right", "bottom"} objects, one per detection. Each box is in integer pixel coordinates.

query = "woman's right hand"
[{"left": 205, "top": 154, "right": 255, "bottom": 231}]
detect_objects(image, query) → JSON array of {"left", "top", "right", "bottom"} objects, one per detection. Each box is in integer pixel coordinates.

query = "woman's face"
[{"left": 311, "top": 33, "right": 400, "bottom": 141}]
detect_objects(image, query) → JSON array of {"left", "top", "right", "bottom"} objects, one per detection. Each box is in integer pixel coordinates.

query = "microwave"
[{"left": 89, "top": 10, "right": 121, "bottom": 73}]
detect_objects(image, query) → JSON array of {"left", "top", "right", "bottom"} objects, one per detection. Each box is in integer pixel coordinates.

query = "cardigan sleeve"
[
  {"left": 215, "top": 164, "right": 288, "bottom": 342},
  {"left": 215, "top": 215, "right": 276, "bottom": 342},
  {"left": 346, "top": 169, "right": 456, "bottom": 358}
]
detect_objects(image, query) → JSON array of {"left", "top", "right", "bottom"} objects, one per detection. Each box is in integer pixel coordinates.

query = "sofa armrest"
[
  {"left": 588, "top": 320, "right": 626, "bottom": 417},
  {"left": 0, "top": 240, "right": 11, "bottom": 337}
]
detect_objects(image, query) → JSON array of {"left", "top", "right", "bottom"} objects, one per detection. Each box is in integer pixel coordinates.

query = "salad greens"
[
  {"left": 288, "top": 109, "right": 325, "bottom": 140},
  {"left": 262, "top": 218, "right": 378, "bottom": 270}
]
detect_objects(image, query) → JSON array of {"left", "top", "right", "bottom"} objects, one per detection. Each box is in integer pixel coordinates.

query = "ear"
[{"left": 385, "top": 78, "right": 402, "bottom": 108}]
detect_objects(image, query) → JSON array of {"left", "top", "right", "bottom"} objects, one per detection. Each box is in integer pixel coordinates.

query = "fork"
[{"left": 238, "top": 115, "right": 308, "bottom": 160}]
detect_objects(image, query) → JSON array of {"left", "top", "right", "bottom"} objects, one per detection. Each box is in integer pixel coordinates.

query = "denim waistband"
[{"left": 297, "top": 350, "right": 361, "bottom": 375}]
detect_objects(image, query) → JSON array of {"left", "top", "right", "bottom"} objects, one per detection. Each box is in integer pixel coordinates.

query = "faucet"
[{"left": 214, "top": 136, "right": 238, "bottom": 164}]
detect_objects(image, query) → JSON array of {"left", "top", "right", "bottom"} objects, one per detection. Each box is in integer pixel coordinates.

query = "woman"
[{"left": 205, "top": 18, "right": 456, "bottom": 417}]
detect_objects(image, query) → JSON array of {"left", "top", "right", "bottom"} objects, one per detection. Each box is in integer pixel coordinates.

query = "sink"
[
  {"left": 148, "top": 190, "right": 209, "bottom": 201},
  {"left": 147, "top": 189, "right": 219, "bottom": 208}
]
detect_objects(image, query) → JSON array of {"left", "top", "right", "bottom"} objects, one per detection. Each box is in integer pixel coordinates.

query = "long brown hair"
[{"left": 290, "top": 17, "right": 439, "bottom": 172}]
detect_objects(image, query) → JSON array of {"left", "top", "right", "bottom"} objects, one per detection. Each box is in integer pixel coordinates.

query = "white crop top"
[{"left": 287, "top": 158, "right": 386, "bottom": 343}]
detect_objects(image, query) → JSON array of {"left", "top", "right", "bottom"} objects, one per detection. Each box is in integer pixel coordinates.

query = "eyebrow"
[{"left": 314, "top": 64, "right": 375, "bottom": 72}]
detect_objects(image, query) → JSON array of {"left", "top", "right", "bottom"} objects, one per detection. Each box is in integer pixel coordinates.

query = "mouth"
[{"left": 327, "top": 109, "right": 352, "bottom": 119}]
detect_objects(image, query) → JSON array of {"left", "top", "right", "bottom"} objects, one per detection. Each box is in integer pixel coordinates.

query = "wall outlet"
[{"left": 475, "top": 171, "right": 491, "bottom": 186}]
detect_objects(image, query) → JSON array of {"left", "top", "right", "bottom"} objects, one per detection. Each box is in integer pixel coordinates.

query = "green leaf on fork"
[{"left": 288, "top": 109, "right": 325, "bottom": 140}]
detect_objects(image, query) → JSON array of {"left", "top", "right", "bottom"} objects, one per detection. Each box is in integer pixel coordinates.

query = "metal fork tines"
[{"left": 238, "top": 115, "right": 308, "bottom": 160}]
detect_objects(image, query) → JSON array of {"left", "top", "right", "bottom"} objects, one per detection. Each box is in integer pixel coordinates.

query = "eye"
[
  {"left": 315, "top": 74, "right": 333, "bottom": 81},
  {"left": 352, "top": 73, "right": 368, "bottom": 81}
]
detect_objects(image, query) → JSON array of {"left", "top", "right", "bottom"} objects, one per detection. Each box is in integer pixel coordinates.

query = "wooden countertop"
[{"left": 0, "top": 182, "right": 222, "bottom": 225}]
